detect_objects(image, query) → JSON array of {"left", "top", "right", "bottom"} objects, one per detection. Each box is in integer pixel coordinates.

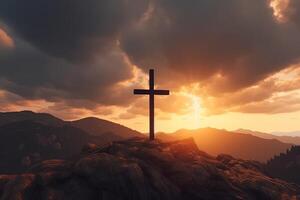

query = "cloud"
[
  {"left": 283, "top": 0, "right": 300, "bottom": 25},
  {"left": 235, "top": 93, "right": 300, "bottom": 114},
  {"left": 0, "top": 0, "right": 149, "bottom": 110},
  {"left": 0, "top": 0, "right": 300, "bottom": 118},
  {"left": 0, "top": 28, "right": 14, "bottom": 48},
  {"left": 0, "top": 90, "right": 52, "bottom": 112},
  {"left": 121, "top": 0, "right": 300, "bottom": 93},
  {"left": 0, "top": 35, "right": 136, "bottom": 106},
  {"left": 0, "top": 0, "right": 149, "bottom": 61},
  {"left": 200, "top": 65, "right": 300, "bottom": 114},
  {"left": 270, "top": 0, "right": 290, "bottom": 22}
]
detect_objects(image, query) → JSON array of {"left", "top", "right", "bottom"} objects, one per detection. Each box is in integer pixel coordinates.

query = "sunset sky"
[{"left": 1, "top": 0, "right": 300, "bottom": 133}]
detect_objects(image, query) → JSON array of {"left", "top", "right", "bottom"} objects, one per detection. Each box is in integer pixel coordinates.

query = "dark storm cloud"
[
  {"left": 0, "top": 0, "right": 149, "bottom": 108},
  {"left": 0, "top": 0, "right": 148, "bottom": 60},
  {"left": 0, "top": 37, "right": 137, "bottom": 106},
  {"left": 284, "top": 0, "right": 300, "bottom": 26},
  {"left": 121, "top": 0, "right": 300, "bottom": 93}
]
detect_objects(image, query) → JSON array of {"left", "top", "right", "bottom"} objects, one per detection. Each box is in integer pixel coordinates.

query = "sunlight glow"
[
  {"left": 190, "top": 94, "right": 201, "bottom": 127},
  {"left": 177, "top": 85, "right": 203, "bottom": 129}
]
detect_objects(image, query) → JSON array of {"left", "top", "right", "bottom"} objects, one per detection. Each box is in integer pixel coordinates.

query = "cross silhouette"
[{"left": 133, "top": 69, "right": 170, "bottom": 140}]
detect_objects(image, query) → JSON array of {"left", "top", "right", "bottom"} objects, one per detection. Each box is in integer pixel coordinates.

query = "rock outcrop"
[{"left": 0, "top": 138, "right": 299, "bottom": 200}]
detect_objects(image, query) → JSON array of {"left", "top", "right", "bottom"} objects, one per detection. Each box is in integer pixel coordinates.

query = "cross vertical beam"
[
  {"left": 149, "top": 69, "right": 155, "bottom": 140},
  {"left": 133, "top": 69, "right": 170, "bottom": 140}
]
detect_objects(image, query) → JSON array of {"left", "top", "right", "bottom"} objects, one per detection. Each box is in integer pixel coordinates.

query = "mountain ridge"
[
  {"left": 0, "top": 110, "right": 143, "bottom": 138},
  {"left": 70, "top": 116, "right": 142, "bottom": 138},
  {"left": 158, "top": 127, "right": 293, "bottom": 162},
  {"left": 236, "top": 128, "right": 300, "bottom": 145},
  {"left": 0, "top": 110, "right": 64, "bottom": 127}
]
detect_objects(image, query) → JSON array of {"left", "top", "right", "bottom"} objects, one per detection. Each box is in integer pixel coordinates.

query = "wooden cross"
[{"left": 134, "top": 69, "right": 170, "bottom": 140}]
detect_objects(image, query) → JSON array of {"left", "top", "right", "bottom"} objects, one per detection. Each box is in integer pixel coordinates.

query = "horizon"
[{"left": 2, "top": 109, "right": 300, "bottom": 136}]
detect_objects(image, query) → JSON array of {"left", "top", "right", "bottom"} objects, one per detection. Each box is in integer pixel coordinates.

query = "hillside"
[
  {"left": 0, "top": 138, "right": 298, "bottom": 200},
  {"left": 0, "top": 111, "right": 143, "bottom": 140},
  {"left": 0, "top": 111, "right": 143, "bottom": 173},
  {"left": 0, "top": 121, "right": 109, "bottom": 173},
  {"left": 70, "top": 117, "right": 142, "bottom": 139},
  {"left": 159, "top": 128, "right": 293, "bottom": 162},
  {"left": 266, "top": 146, "right": 300, "bottom": 185},
  {"left": 0, "top": 111, "right": 64, "bottom": 127},
  {"left": 236, "top": 129, "right": 300, "bottom": 145}
]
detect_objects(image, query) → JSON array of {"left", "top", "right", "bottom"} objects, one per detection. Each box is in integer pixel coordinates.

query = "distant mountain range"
[
  {"left": 0, "top": 111, "right": 144, "bottom": 173},
  {"left": 236, "top": 129, "right": 300, "bottom": 145},
  {"left": 158, "top": 128, "right": 293, "bottom": 162},
  {"left": 0, "top": 110, "right": 297, "bottom": 173},
  {"left": 271, "top": 131, "right": 300, "bottom": 137}
]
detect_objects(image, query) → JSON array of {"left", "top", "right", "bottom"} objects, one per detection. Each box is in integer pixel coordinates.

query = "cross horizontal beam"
[
  {"left": 154, "top": 90, "right": 169, "bottom": 95},
  {"left": 133, "top": 89, "right": 170, "bottom": 95},
  {"left": 133, "top": 89, "right": 149, "bottom": 95}
]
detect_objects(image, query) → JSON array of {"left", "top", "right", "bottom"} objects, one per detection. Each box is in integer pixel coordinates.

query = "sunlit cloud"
[
  {"left": 199, "top": 64, "right": 300, "bottom": 115},
  {"left": 270, "top": 0, "right": 290, "bottom": 22},
  {"left": 0, "top": 28, "right": 14, "bottom": 48}
]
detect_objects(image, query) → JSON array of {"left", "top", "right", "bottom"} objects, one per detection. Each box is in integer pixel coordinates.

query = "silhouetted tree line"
[{"left": 266, "top": 145, "right": 300, "bottom": 185}]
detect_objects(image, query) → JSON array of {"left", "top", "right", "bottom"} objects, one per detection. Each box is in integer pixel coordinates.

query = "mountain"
[
  {"left": 70, "top": 117, "right": 142, "bottom": 139},
  {"left": 159, "top": 128, "right": 293, "bottom": 162},
  {"left": 0, "top": 111, "right": 143, "bottom": 173},
  {"left": 0, "top": 138, "right": 298, "bottom": 200},
  {"left": 236, "top": 129, "right": 300, "bottom": 145},
  {"left": 0, "top": 111, "right": 143, "bottom": 139},
  {"left": 272, "top": 131, "right": 300, "bottom": 137},
  {"left": 0, "top": 120, "right": 109, "bottom": 173},
  {"left": 156, "top": 132, "right": 178, "bottom": 141},
  {"left": 266, "top": 145, "right": 300, "bottom": 185},
  {"left": 0, "top": 110, "right": 64, "bottom": 126}
]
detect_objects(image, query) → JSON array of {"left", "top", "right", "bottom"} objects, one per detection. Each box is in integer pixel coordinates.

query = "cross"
[{"left": 134, "top": 69, "right": 170, "bottom": 140}]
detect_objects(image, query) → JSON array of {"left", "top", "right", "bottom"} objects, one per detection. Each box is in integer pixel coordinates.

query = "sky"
[{"left": 0, "top": 0, "right": 300, "bottom": 133}]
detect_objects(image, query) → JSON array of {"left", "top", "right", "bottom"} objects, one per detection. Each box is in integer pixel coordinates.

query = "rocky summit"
[{"left": 0, "top": 138, "right": 299, "bottom": 200}]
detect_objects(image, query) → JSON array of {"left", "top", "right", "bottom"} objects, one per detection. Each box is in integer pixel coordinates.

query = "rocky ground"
[{"left": 0, "top": 138, "right": 299, "bottom": 200}]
